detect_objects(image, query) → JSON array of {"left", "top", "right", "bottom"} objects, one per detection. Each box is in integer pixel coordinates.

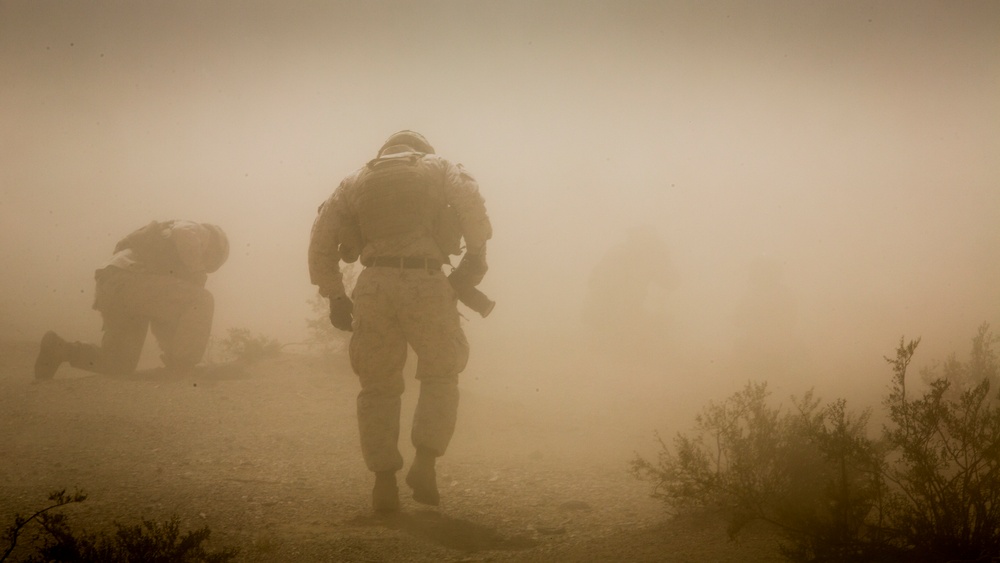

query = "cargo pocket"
[
  {"left": 451, "top": 328, "right": 470, "bottom": 374},
  {"left": 349, "top": 277, "right": 407, "bottom": 378}
]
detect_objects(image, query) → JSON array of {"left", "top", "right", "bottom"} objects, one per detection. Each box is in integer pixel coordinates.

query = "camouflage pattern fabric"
[
  {"left": 70, "top": 266, "right": 214, "bottom": 374},
  {"left": 108, "top": 220, "right": 224, "bottom": 286},
  {"left": 349, "top": 266, "right": 469, "bottom": 472},
  {"left": 308, "top": 151, "right": 492, "bottom": 299}
]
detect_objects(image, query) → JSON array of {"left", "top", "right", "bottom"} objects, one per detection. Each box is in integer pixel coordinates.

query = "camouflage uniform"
[
  {"left": 309, "top": 135, "right": 491, "bottom": 474},
  {"left": 35, "top": 220, "right": 229, "bottom": 378}
]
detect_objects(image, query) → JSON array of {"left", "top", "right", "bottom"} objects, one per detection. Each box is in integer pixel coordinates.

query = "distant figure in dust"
[
  {"left": 34, "top": 220, "right": 230, "bottom": 379},
  {"left": 309, "top": 130, "right": 492, "bottom": 513},
  {"left": 583, "top": 225, "right": 675, "bottom": 346}
]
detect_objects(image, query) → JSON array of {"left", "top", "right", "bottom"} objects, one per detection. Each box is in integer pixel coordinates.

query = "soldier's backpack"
[{"left": 354, "top": 154, "right": 463, "bottom": 258}]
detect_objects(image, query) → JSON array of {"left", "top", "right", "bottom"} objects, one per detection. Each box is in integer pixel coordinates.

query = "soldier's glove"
[
  {"left": 328, "top": 295, "right": 354, "bottom": 332},
  {"left": 451, "top": 252, "right": 488, "bottom": 287}
]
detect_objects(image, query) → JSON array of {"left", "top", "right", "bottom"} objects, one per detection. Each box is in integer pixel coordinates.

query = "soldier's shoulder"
[
  {"left": 455, "top": 163, "right": 476, "bottom": 182},
  {"left": 328, "top": 168, "right": 366, "bottom": 199},
  {"left": 343, "top": 165, "right": 368, "bottom": 184},
  {"left": 424, "top": 155, "right": 475, "bottom": 181}
]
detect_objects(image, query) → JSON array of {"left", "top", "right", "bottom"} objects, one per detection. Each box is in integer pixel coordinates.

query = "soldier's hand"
[
  {"left": 328, "top": 295, "right": 354, "bottom": 332},
  {"left": 453, "top": 252, "right": 488, "bottom": 287}
]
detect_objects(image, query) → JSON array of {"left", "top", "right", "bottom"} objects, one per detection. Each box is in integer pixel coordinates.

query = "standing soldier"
[
  {"left": 309, "top": 130, "right": 492, "bottom": 513},
  {"left": 34, "top": 220, "right": 230, "bottom": 379}
]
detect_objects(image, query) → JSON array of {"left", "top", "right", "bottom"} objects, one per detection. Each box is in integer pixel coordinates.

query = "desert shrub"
[
  {"left": 2, "top": 489, "right": 86, "bottom": 561},
  {"left": 921, "top": 322, "right": 999, "bottom": 402},
  {"left": 631, "top": 383, "right": 894, "bottom": 561},
  {"left": 882, "top": 331, "right": 1000, "bottom": 561},
  {"left": 216, "top": 327, "right": 281, "bottom": 363},
  {"left": 633, "top": 326, "right": 1000, "bottom": 562},
  {"left": 32, "top": 516, "right": 237, "bottom": 563},
  {"left": 3, "top": 490, "right": 237, "bottom": 563}
]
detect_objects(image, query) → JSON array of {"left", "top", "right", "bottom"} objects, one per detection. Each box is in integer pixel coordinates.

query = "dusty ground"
[{"left": 1, "top": 338, "right": 785, "bottom": 562}]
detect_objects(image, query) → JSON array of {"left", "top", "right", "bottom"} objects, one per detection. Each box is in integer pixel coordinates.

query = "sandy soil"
[{"left": 1, "top": 339, "right": 784, "bottom": 562}]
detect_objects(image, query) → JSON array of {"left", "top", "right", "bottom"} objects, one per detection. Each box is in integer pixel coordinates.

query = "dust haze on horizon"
[{"left": 2, "top": 1, "right": 998, "bottom": 443}]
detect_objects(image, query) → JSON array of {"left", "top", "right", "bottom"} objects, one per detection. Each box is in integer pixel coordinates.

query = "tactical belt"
[{"left": 369, "top": 256, "right": 443, "bottom": 270}]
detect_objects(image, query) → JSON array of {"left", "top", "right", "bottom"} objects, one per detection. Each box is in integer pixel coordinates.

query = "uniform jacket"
[
  {"left": 106, "top": 220, "right": 219, "bottom": 286},
  {"left": 309, "top": 149, "right": 492, "bottom": 298}
]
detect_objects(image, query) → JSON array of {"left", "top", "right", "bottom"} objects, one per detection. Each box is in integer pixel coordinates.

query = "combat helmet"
[{"left": 378, "top": 130, "right": 435, "bottom": 156}]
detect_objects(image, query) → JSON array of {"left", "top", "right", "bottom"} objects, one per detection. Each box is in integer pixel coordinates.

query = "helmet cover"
[{"left": 379, "top": 130, "right": 435, "bottom": 155}]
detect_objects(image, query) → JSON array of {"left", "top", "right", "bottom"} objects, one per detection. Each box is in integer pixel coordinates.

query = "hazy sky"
[{"left": 2, "top": 1, "right": 998, "bottom": 403}]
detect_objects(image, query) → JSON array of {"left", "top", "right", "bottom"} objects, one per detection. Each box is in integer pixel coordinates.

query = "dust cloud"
[{"left": 2, "top": 1, "right": 999, "bottom": 453}]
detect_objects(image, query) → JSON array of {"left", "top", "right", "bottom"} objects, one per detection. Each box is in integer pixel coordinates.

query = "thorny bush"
[
  {"left": 216, "top": 327, "right": 281, "bottom": 363},
  {"left": 632, "top": 324, "right": 1000, "bottom": 563},
  {"left": 2, "top": 489, "right": 237, "bottom": 562}
]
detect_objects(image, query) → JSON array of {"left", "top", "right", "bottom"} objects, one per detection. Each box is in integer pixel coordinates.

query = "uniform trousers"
[
  {"left": 349, "top": 266, "right": 470, "bottom": 472},
  {"left": 68, "top": 267, "right": 214, "bottom": 374}
]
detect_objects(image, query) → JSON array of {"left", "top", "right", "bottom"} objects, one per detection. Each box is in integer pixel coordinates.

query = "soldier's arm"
[
  {"left": 308, "top": 186, "right": 351, "bottom": 298},
  {"left": 442, "top": 162, "right": 492, "bottom": 254},
  {"left": 113, "top": 220, "right": 163, "bottom": 254}
]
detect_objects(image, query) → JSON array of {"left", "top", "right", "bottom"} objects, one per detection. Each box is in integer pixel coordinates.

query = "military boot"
[
  {"left": 372, "top": 471, "right": 400, "bottom": 514},
  {"left": 34, "top": 331, "right": 71, "bottom": 380},
  {"left": 406, "top": 448, "right": 440, "bottom": 506}
]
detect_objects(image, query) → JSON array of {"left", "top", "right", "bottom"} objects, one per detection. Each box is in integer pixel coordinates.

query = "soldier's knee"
[{"left": 359, "top": 374, "right": 406, "bottom": 396}]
